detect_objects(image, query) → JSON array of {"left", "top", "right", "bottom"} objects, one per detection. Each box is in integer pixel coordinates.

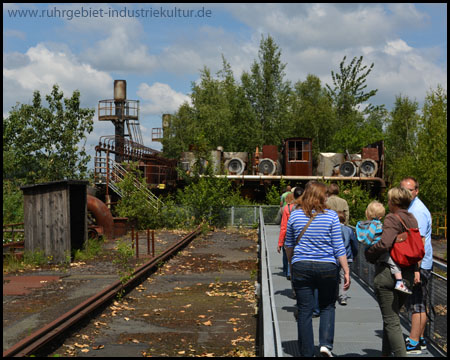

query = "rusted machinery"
[{"left": 94, "top": 81, "right": 177, "bottom": 204}]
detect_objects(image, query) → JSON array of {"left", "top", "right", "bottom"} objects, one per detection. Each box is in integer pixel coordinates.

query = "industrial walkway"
[{"left": 263, "top": 224, "right": 440, "bottom": 357}]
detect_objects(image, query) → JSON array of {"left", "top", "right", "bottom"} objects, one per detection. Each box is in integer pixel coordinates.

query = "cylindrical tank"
[
  {"left": 225, "top": 158, "right": 245, "bottom": 175},
  {"left": 360, "top": 159, "right": 378, "bottom": 177},
  {"left": 210, "top": 150, "right": 222, "bottom": 174},
  {"left": 339, "top": 161, "right": 358, "bottom": 177},
  {"left": 258, "top": 158, "right": 279, "bottom": 175},
  {"left": 114, "top": 80, "right": 127, "bottom": 101}
]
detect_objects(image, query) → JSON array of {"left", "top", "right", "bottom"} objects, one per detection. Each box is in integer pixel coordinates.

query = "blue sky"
[{"left": 3, "top": 3, "right": 447, "bottom": 164}]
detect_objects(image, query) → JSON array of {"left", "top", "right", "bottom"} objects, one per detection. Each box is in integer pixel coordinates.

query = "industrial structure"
[{"left": 93, "top": 80, "right": 386, "bottom": 204}]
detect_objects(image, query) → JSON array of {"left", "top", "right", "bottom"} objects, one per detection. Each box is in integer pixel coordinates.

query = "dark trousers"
[{"left": 373, "top": 263, "right": 414, "bottom": 356}]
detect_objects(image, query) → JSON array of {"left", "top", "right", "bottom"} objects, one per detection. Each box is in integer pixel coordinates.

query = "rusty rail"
[{"left": 3, "top": 226, "right": 202, "bottom": 357}]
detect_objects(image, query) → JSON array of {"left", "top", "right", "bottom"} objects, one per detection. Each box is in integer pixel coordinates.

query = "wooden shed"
[{"left": 21, "top": 180, "right": 88, "bottom": 263}]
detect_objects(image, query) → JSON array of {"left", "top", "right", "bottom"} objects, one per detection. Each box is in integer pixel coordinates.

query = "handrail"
[
  {"left": 94, "top": 156, "right": 163, "bottom": 210},
  {"left": 259, "top": 207, "right": 283, "bottom": 356}
]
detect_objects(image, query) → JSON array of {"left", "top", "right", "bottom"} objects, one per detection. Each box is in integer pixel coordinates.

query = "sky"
[{"left": 3, "top": 3, "right": 447, "bottom": 167}]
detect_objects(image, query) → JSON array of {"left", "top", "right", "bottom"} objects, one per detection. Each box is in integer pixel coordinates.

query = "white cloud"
[
  {"left": 383, "top": 39, "right": 413, "bottom": 56},
  {"left": 137, "top": 82, "right": 191, "bottom": 115},
  {"left": 3, "top": 43, "right": 112, "bottom": 113}
]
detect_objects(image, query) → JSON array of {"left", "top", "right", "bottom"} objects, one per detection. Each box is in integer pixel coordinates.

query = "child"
[
  {"left": 356, "top": 201, "right": 412, "bottom": 294},
  {"left": 337, "top": 211, "right": 358, "bottom": 305}
]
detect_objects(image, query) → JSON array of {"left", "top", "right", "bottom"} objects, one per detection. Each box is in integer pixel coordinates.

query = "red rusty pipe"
[{"left": 87, "top": 195, "right": 115, "bottom": 240}]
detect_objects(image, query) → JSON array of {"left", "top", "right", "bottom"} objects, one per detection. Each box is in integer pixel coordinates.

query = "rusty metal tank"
[{"left": 114, "top": 80, "right": 127, "bottom": 101}]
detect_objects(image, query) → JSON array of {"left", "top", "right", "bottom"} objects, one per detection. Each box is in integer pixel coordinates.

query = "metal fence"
[
  {"left": 258, "top": 207, "right": 283, "bottom": 356},
  {"left": 216, "top": 205, "right": 280, "bottom": 227},
  {"left": 351, "top": 228, "right": 447, "bottom": 356}
]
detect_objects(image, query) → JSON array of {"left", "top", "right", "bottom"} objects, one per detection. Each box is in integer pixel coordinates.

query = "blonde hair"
[
  {"left": 388, "top": 186, "right": 412, "bottom": 209},
  {"left": 365, "top": 201, "right": 385, "bottom": 220}
]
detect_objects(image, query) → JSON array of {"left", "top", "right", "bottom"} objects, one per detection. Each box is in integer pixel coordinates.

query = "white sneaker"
[
  {"left": 320, "top": 346, "right": 333, "bottom": 357},
  {"left": 394, "top": 281, "right": 412, "bottom": 295}
]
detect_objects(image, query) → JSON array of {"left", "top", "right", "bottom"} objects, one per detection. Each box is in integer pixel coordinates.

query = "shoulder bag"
[
  {"left": 390, "top": 213, "right": 425, "bottom": 268},
  {"left": 296, "top": 212, "right": 318, "bottom": 245}
]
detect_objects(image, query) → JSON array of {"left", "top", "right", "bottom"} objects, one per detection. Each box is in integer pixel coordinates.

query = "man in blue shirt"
[{"left": 401, "top": 177, "right": 433, "bottom": 354}]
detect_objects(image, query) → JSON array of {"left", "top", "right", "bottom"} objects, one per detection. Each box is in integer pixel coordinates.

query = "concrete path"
[{"left": 265, "top": 224, "right": 437, "bottom": 357}]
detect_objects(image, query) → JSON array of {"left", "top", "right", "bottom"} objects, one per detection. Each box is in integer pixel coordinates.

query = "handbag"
[{"left": 390, "top": 213, "right": 425, "bottom": 268}]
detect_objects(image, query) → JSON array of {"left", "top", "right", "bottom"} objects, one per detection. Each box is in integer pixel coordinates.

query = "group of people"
[{"left": 276, "top": 177, "right": 433, "bottom": 357}]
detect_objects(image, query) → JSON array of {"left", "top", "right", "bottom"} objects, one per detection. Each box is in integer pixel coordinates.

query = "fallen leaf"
[
  {"left": 198, "top": 315, "right": 206, "bottom": 318},
  {"left": 81, "top": 348, "right": 89, "bottom": 353},
  {"left": 178, "top": 351, "right": 185, "bottom": 354},
  {"left": 92, "top": 345, "right": 104, "bottom": 350},
  {"left": 202, "top": 320, "right": 212, "bottom": 326},
  {"left": 132, "top": 339, "right": 140, "bottom": 344},
  {"left": 124, "top": 317, "right": 130, "bottom": 321}
]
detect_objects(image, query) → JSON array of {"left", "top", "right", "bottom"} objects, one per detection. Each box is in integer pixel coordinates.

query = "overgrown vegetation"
[
  {"left": 113, "top": 237, "right": 135, "bottom": 299},
  {"left": 3, "top": 35, "right": 446, "bottom": 231}
]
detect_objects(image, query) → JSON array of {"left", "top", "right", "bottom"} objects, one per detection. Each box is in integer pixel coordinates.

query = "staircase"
[{"left": 94, "top": 157, "right": 163, "bottom": 210}]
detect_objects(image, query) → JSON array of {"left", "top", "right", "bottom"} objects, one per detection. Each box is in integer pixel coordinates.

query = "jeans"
[
  {"left": 282, "top": 246, "right": 291, "bottom": 277},
  {"left": 292, "top": 261, "right": 339, "bottom": 356},
  {"left": 374, "top": 262, "right": 414, "bottom": 356}
]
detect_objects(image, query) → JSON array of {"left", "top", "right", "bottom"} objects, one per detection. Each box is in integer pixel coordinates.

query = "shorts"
[{"left": 407, "top": 268, "right": 432, "bottom": 314}]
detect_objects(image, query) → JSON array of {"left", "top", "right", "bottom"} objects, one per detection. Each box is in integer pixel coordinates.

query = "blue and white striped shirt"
[{"left": 285, "top": 208, "right": 346, "bottom": 265}]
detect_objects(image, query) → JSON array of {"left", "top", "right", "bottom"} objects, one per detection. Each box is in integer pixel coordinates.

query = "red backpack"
[{"left": 390, "top": 213, "right": 425, "bottom": 268}]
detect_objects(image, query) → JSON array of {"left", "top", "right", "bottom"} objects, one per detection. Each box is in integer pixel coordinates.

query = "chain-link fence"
[{"left": 352, "top": 232, "right": 447, "bottom": 356}]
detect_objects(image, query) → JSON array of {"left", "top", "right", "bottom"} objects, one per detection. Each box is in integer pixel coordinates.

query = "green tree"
[
  {"left": 3, "top": 84, "right": 94, "bottom": 184},
  {"left": 241, "top": 35, "right": 292, "bottom": 147},
  {"left": 326, "top": 56, "right": 383, "bottom": 152},
  {"left": 162, "top": 57, "right": 258, "bottom": 158},
  {"left": 114, "top": 163, "right": 159, "bottom": 229},
  {"left": 290, "top": 74, "right": 337, "bottom": 155},
  {"left": 384, "top": 95, "right": 420, "bottom": 185},
  {"left": 326, "top": 55, "right": 378, "bottom": 118},
  {"left": 415, "top": 86, "right": 447, "bottom": 212}
]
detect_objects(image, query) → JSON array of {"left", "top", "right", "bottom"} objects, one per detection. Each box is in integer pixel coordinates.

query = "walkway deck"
[{"left": 264, "top": 224, "right": 439, "bottom": 357}]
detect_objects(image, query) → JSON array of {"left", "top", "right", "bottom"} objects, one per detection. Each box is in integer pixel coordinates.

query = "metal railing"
[
  {"left": 216, "top": 205, "right": 280, "bottom": 228},
  {"left": 258, "top": 207, "right": 283, "bottom": 356},
  {"left": 94, "top": 156, "right": 163, "bottom": 210}
]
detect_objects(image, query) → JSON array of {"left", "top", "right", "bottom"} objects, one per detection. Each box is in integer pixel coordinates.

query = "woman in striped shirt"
[{"left": 285, "top": 181, "right": 350, "bottom": 357}]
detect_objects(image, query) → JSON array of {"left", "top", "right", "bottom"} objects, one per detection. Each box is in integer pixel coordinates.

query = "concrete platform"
[{"left": 265, "top": 225, "right": 439, "bottom": 357}]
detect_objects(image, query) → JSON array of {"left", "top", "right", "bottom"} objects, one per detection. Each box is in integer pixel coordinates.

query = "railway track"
[{"left": 3, "top": 226, "right": 202, "bottom": 357}]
